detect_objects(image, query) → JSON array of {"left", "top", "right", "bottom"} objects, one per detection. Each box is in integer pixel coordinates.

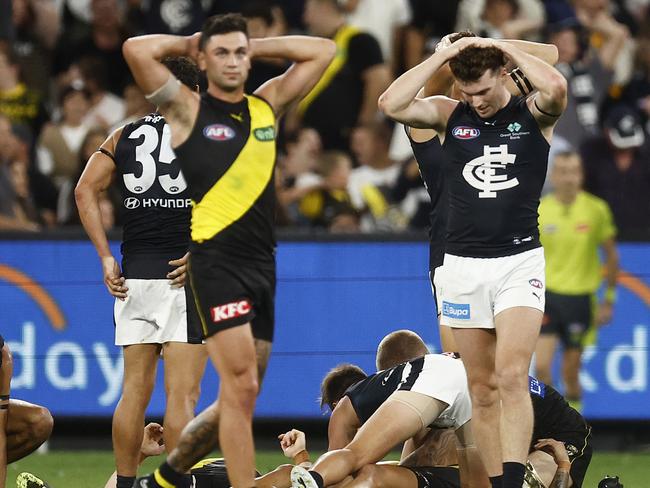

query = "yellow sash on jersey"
[
  {"left": 191, "top": 95, "right": 276, "bottom": 242},
  {"left": 296, "top": 24, "right": 360, "bottom": 116}
]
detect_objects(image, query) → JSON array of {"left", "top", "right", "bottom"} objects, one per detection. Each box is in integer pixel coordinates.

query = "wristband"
[
  {"left": 605, "top": 287, "right": 617, "bottom": 304},
  {"left": 557, "top": 460, "right": 571, "bottom": 471},
  {"left": 293, "top": 450, "right": 309, "bottom": 465}
]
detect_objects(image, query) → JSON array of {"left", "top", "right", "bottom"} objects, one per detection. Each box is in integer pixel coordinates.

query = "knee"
[
  {"left": 27, "top": 405, "right": 54, "bottom": 442},
  {"left": 468, "top": 377, "right": 499, "bottom": 410},
  {"left": 221, "top": 367, "right": 258, "bottom": 409},
  {"left": 496, "top": 364, "right": 530, "bottom": 396},
  {"left": 166, "top": 380, "right": 202, "bottom": 407}
]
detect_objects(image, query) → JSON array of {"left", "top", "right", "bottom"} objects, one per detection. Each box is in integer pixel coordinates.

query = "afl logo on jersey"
[
  {"left": 203, "top": 124, "right": 235, "bottom": 141},
  {"left": 452, "top": 126, "right": 480, "bottom": 140}
]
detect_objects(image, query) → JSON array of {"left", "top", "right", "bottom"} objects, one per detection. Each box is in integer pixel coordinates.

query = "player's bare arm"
[
  {"left": 599, "top": 238, "right": 619, "bottom": 325},
  {"left": 454, "top": 421, "right": 490, "bottom": 488},
  {"left": 122, "top": 34, "right": 200, "bottom": 145},
  {"left": 534, "top": 439, "right": 572, "bottom": 488},
  {"left": 0, "top": 344, "right": 12, "bottom": 488},
  {"left": 75, "top": 129, "right": 128, "bottom": 300},
  {"left": 494, "top": 39, "right": 568, "bottom": 134},
  {"left": 327, "top": 397, "right": 360, "bottom": 450},
  {"left": 378, "top": 38, "right": 476, "bottom": 130},
  {"left": 253, "top": 36, "right": 336, "bottom": 117}
]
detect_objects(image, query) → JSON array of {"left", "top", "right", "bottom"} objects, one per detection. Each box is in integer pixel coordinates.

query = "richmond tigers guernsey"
[
  {"left": 442, "top": 96, "right": 549, "bottom": 258},
  {"left": 173, "top": 93, "right": 276, "bottom": 266},
  {"left": 114, "top": 113, "right": 191, "bottom": 279}
]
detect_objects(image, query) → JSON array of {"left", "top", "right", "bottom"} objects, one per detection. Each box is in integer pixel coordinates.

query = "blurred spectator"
[
  {"left": 613, "top": 32, "right": 650, "bottom": 134},
  {"left": 60, "top": 126, "right": 108, "bottom": 224},
  {"left": 54, "top": 0, "right": 130, "bottom": 96},
  {"left": 391, "top": 157, "right": 432, "bottom": 229},
  {"left": 242, "top": 1, "right": 290, "bottom": 92},
  {"left": 298, "top": 151, "right": 357, "bottom": 229},
  {"left": 345, "top": 0, "right": 412, "bottom": 73},
  {"left": 456, "top": 0, "right": 545, "bottom": 40},
  {"left": 0, "top": 115, "right": 41, "bottom": 231},
  {"left": 127, "top": 0, "right": 217, "bottom": 36},
  {"left": 580, "top": 105, "right": 650, "bottom": 238},
  {"left": 276, "top": 128, "right": 324, "bottom": 225},
  {"left": 548, "top": 12, "right": 628, "bottom": 148},
  {"left": 348, "top": 122, "right": 401, "bottom": 230},
  {"left": 0, "top": 46, "right": 48, "bottom": 136},
  {"left": 110, "top": 80, "right": 153, "bottom": 130},
  {"left": 403, "top": 0, "right": 460, "bottom": 69},
  {"left": 79, "top": 56, "right": 126, "bottom": 129},
  {"left": 36, "top": 84, "right": 92, "bottom": 189},
  {"left": 11, "top": 0, "right": 61, "bottom": 96},
  {"left": 297, "top": 0, "right": 391, "bottom": 151}
]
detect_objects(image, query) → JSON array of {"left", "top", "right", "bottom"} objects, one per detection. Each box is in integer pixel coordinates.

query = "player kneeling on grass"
[
  {"left": 290, "top": 352, "right": 486, "bottom": 488},
  {"left": 0, "top": 336, "right": 53, "bottom": 488},
  {"left": 376, "top": 330, "right": 593, "bottom": 488}
]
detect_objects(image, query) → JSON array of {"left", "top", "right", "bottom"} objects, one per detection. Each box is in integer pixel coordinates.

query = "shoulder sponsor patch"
[
  {"left": 452, "top": 126, "right": 480, "bottom": 140},
  {"left": 442, "top": 301, "right": 470, "bottom": 319},
  {"left": 254, "top": 125, "right": 275, "bottom": 141},
  {"left": 203, "top": 124, "right": 236, "bottom": 141}
]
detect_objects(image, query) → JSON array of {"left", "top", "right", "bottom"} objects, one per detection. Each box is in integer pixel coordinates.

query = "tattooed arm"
[
  {"left": 534, "top": 439, "right": 572, "bottom": 488},
  {"left": 168, "top": 404, "right": 220, "bottom": 472}
]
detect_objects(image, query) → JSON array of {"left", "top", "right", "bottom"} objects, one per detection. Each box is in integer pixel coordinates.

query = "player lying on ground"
[
  {"left": 375, "top": 330, "right": 593, "bottom": 488},
  {"left": 290, "top": 351, "right": 487, "bottom": 488},
  {"left": 0, "top": 336, "right": 53, "bottom": 488}
]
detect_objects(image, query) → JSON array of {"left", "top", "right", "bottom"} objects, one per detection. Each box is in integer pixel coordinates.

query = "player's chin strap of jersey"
[{"left": 0, "top": 394, "right": 9, "bottom": 410}]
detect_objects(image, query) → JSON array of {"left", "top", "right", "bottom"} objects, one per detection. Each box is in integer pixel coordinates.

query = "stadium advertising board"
[{"left": 1, "top": 240, "right": 649, "bottom": 420}]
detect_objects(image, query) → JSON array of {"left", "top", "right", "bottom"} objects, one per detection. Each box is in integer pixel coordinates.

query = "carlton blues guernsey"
[
  {"left": 173, "top": 93, "right": 276, "bottom": 266},
  {"left": 407, "top": 132, "right": 448, "bottom": 271},
  {"left": 442, "top": 96, "right": 549, "bottom": 257},
  {"left": 114, "top": 113, "right": 191, "bottom": 278}
]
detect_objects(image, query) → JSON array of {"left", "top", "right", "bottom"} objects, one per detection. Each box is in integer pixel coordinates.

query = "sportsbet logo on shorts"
[{"left": 442, "top": 301, "right": 471, "bottom": 320}]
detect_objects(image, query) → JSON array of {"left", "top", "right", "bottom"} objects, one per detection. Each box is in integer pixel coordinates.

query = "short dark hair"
[
  {"left": 200, "top": 13, "right": 249, "bottom": 50},
  {"left": 241, "top": 1, "right": 274, "bottom": 26},
  {"left": 162, "top": 56, "right": 202, "bottom": 89},
  {"left": 448, "top": 30, "right": 476, "bottom": 44},
  {"left": 376, "top": 330, "right": 429, "bottom": 370},
  {"left": 320, "top": 364, "right": 367, "bottom": 411},
  {"left": 449, "top": 46, "right": 507, "bottom": 83}
]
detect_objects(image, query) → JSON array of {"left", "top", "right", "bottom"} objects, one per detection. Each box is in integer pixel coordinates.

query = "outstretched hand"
[{"left": 534, "top": 438, "right": 570, "bottom": 465}]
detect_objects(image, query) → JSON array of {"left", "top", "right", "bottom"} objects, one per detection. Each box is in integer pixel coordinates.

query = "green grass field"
[{"left": 7, "top": 450, "right": 650, "bottom": 488}]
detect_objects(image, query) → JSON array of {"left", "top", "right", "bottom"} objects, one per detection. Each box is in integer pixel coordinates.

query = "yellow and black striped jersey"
[{"left": 174, "top": 93, "right": 277, "bottom": 266}]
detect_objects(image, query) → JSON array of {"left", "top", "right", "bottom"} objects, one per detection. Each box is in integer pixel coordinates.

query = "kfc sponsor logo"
[
  {"left": 452, "top": 126, "right": 480, "bottom": 140},
  {"left": 211, "top": 300, "right": 251, "bottom": 322}
]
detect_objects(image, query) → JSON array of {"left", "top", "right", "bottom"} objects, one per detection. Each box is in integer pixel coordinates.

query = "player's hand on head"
[
  {"left": 168, "top": 252, "right": 189, "bottom": 288},
  {"left": 141, "top": 423, "right": 165, "bottom": 458},
  {"left": 101, "top": 256, "right": 128, "bottom": 300},
  {"left": 534, "top": 438, "right": 570, "bottom": 464},
  {"left": 186, "top": 32, "right": 201, "bottom": 62},
  {"left": 278, "top": 429, "right": 307, "bottom": 458},
  {"left": 435, "top": 34, "right": 455, "bottom": 53}
]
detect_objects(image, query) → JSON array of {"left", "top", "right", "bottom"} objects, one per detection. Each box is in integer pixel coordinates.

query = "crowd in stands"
[{"left": 0, "top": 0, "right": 649, "bottom": 239}]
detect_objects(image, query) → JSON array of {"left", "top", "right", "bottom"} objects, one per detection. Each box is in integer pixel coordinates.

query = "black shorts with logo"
[
  {"left": 558, "top": 427, "right": 593, "bottom": 488},
  {"left": 187, "top": 252, "right": 275, "bottom": 342},
  {"left": 540, "top": 291, "right": 593, "bottom": 348},
  {"left": 406, "top": 466, "right": 460, "bottom": 488}
]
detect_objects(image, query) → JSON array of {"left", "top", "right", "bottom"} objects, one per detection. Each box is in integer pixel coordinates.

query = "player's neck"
[
  {"left": 207, "top": 84, "right": 245, "bottom": 104},
  {"left": 555, "top": 190, "right": 578, "bottom": 206}
]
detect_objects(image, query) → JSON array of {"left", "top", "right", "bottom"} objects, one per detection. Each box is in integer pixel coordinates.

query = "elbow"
[
  {"left": 74, "top": 183, "right": 89, "bottom": 207},
  {"left": 548, "top": 73, "right": 567, "bottom": 101},
  {"left": 547, "top": 44, "right": 559, "bottom": 66},
  {"left": 377, "top": 91, "right": 393, "bottom": 117},
  {"left": 321, "top": 39, "right": 336, "bottom": 61}
]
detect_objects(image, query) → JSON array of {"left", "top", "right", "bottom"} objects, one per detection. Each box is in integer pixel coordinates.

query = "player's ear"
[{"left": 197, "top": 50, "right": 207, "bottom": 71}]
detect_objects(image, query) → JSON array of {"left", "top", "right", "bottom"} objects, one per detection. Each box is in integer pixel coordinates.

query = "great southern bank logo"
[
  {"left": 452, "top": 126, "right": 480, "bottom": 140},
  {"left": 203, "top": 124, "right": 235, "bottom": 141},
  {"left": 442, "top": 301, "right": 471, "bottom": 319}
]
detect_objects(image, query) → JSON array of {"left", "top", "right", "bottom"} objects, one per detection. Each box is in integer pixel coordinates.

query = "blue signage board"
[{"left": 1, "top": 240, "right": 648, "bottom": 420}]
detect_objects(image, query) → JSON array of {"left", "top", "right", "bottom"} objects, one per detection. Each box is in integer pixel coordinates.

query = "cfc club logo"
[
  {"left": 211, "top": 300, "right": 252, "bottom": 323},
  {"left": 462, "top": 144, "right": 519, "bottom": 198},
  {"left": 529, "top": 279, "right": 543, "bottom": 289},
  {"left": 124, "top": 197, "right": 140, "bottom": 209},
  {"left": 452, "top": 126, "right": 480, "bottom": 140},
  {"left": 203, "top": 124, "right": 236, "bottom": 141}
]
